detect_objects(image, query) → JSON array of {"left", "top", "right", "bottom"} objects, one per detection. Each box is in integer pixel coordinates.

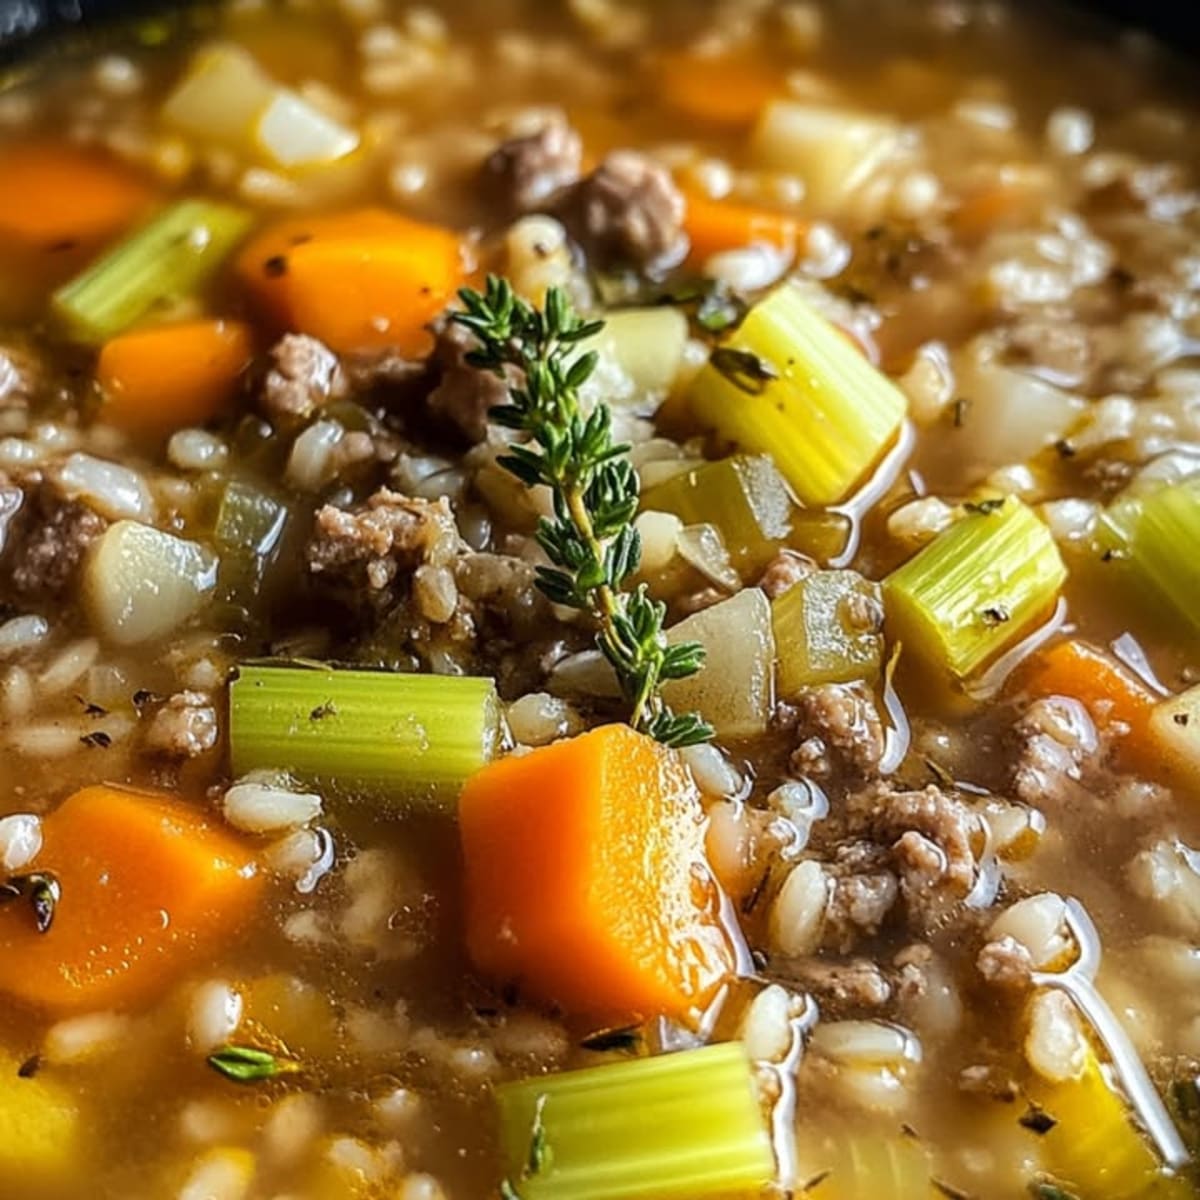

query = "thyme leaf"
[
  {"left": 453, "top": 277, "right": 711, "bottom": 747},
  {"left": 206, "top": 1044, "right": 301, "bottom": 1084}
]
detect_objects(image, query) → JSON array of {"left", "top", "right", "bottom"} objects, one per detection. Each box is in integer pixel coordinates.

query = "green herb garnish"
[
  {"left": 206, "top": 1044, "right": 301, "bottom": 1084},
  {"left": 1028, "top": 1182, "right": 1079, "bottom": 1200},
  {"left": 453, "top": 277, "right": 711, "bottom": 747}
]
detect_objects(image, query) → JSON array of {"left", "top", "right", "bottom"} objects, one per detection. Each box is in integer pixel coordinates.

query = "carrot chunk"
[
  {"left": 683, "top": 190, "right": 805, "bottom": 265},
  {"left": 659, "top": 51, "right": 782, "bottom": 127},
  {"left": 0, "top": 141, "right": 154, "bottom": 252},
  {"left": 0, "top": 785, "right": 263, "bottom": 1012},
  {"left": 96, "top": 319, "right": 255, "bottom": 437},
  {"left": 459, "top": 724, "right": 734, "bottom": 1022},
  {"left": 1019, "top": 638, "right": 1158, "bottom": 770},
  {"left": 235, "top": 207, "right": 469, "bottom": 356}
]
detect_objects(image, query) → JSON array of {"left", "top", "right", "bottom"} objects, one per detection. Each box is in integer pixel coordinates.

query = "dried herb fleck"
[
  {"left": 579, "top": 1024, "right": 642, "bottom": 1053},
  {"left": 1018, "top": 1103, "right": 1057, "bottom": 1135},
  {"left": 981, "top": 605, "right": 1011, "bottom": 627},
  {"left": 80, "top": 730, "right": 112, "bottom": 749},
  {"left": 1174, "top": 712, "right": 1190, "bottom": 726},
  {"left": 75, "top": 695, "right": 108, "bottom": 717},
  {"left": 309, "top": 700, "right": 337, "bottom": 721},
  {"left": 932, "top": 1180, "right": 975, "bottom": 1200},
  {"left": 132, "top": 689, "right": 164, "bottom": 709},
  {"left": 710, "top": 347, "right": 780, "bottom": 395},
  {"left": 1054, "top": 439, "right": 1077, "bottom": 459},
  {"left": 963, "top": 498, "right": 1005, "bottom": 516},
  {"left": 953, "top": 397, "right": 972, "bottom": 427},
  {"left": 0, "top": 872, "right": 60, "bottom": 934},
  {"left": 17, "top": 1054, "right": 40, "bottom": 1079},
  {"left": 1028, "top": 1183, "right": 1079, "bottom": 1200}
]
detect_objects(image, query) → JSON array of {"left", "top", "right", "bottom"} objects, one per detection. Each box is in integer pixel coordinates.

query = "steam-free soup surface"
[{"left": 0, "top": 1, "right": 1199, "bottom": 1198}]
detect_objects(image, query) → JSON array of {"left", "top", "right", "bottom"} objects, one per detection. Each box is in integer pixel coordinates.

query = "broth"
[{"left": 0, "top": 2, "right": 1199, "bottom": 1198}]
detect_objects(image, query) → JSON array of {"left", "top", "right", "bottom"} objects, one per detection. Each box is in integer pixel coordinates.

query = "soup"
[{"left": 0, "top": 1, "right": 1199, "bottom": 1197}]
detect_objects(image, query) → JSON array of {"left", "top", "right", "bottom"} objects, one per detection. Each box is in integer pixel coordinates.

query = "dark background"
[{"left": 1, "top": 0, "right": 1199, "bottom": 62}]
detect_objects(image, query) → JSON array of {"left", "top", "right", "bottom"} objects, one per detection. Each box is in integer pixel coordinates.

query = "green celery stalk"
[
  {"left": 773, "top": 569, "right": 884, "bottom": 697},
  {"left": 1101, "top": 477, "right": 1200, "bottom": 637},
  {"left": 229, "top": 664, "right": 502, "bottom": 807},
  {"left": 883, "top": 497, "right": 1066, "bottom": 681},
  {"left": 495, "top": 1042, "right": 775, "bottom": 1200},
  {"left": 687, "top": 283, "right": 907, "bottom": 507},
  {"left": 53, "top": 199, "right": 254, "bottom": 343}
]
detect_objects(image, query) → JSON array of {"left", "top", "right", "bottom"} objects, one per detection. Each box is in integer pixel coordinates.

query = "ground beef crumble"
[
  {"left": 426, "top": 320, "right": 511, "bottom": 443},
  {"left": 307, "top": 488, "right": 463, "bottom": 595},
  {"left": 261, "top": 334, "right": 348, "bottom": 423},
  {"left": 1012, "top": 694, "right": 1100, "bottom": 807},
  {"left": 567, "top": 150, "right": 687, "bottom": 271},
  {"left": 6, "top": 478, "right": 107, "bottom": 598},
  {"left": 143, "top": 691, "right": 219, "bottom": 759},
  {"left": 786, "top": 956, "right": 893, "bottom": 1011},
  {"left": 789, "top": 682, "right": 885, "bottom": 779},
  {"left": 481, "top": 114, "right": 583, "bottom": 215}
]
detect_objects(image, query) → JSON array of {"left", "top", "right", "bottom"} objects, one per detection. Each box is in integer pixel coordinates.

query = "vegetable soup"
[{"left": 0, "top": 1, "right": 1199, "bottom": 1197}]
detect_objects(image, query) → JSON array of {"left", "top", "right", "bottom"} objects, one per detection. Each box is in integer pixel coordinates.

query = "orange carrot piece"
[
  {"left": 660, "top": 51, "right": 782, "bottom": 127},
  {"left": 235, "top": 208, "right": 469, "bottom": 356},
  {"left": 0, "top": 142, "right": 153, "bottom": 252},
  {"left": 0, "top": 785, "right": 263, "bottom": 1013},
  {"left": 1020, "top": 638, "right": 1158, "bottom": 768},
  {"left": 683, "top": 191, "right": 806, "bottom": 265},
  {"left": 459, "top": 724, "right": 734, "bottom": 1022},
  {"left": 96, "top": 319, "right": 255, "bottom": 437}
]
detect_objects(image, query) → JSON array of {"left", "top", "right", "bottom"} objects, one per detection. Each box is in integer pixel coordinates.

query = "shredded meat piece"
[
  {"left": 787, "top": 957, "right": 892, "bottom": 1010},
  {"left": 568, "top": 150, "right": 687, "bottom": 270},
  {"left": 976, "top": 934, "right": 1035, "bottom": 990},
  {"left": 426, "top": 320, "right": 511, "bottom": 443},
  {"left": 307, "top": 488, "right": 463, "bottom": 594},
  {"left": 758, "top": 550, "right": 817, "bottom": 600},
  {"left": 790, "top": 682, "right": 885, "bottom": 779},
  {"left": 143, "top": 691, "right": 219, "bottom": 759},
  {"left": 8, "top": 481, "right": 107, "bottom": 597},
  {"left": 261, "top": 334, "right": 347, "bottom": 422},
  {"left": 481, "top": 114, "right": 583, "bottom": 214},
  {"left": 1012, "top": 695, "right": 1099, "bottom": 807}
]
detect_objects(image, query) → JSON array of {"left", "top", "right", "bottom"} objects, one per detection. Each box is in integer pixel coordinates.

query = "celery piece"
[
  {"left": 773, "top": 569, "right": 883, "bottom": 697},
  {"left": 883, "top": 497, "right": 1066, "bottom": 681},
  {"left": 687, "top": 283, "right": 907, "bottom": 506},
  {"left": 643, "top": 454, "right": 795, "bottom": 576},
  {"left": 495, "top": 1042, "right": 774, "bottom": 1200},
  {"left": 53, "top": 200, "right": 254, "bottom": 343},
  {"left": 213, "top": 481, "right": 288, "bottom": 613},
  {"left": 229, "top": 664, "right": 502, "bottom": 806},
  {"left": 1102, "top": 477, "right": 1200, "bottom": 637}
]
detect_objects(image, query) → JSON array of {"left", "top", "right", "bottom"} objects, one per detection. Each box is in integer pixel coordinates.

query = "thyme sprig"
[{"left": 453, "top": 276, "right": 711, "bottom": 748}]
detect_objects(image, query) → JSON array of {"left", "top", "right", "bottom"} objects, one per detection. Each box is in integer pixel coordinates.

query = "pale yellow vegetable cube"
[
  {"left": 0, "top": 1050, "right": 81, "bottom": 1185},
  {"left": 1149, "top": 684, "right": 1200, "bottom": 786}
]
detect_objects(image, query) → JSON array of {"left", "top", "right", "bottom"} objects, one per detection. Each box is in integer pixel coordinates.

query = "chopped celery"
[
  {"left": 773, "top": 569, "right": 884, "bottom": 697},
  {"left": 229, "top": 664, "right": 502, "bottom": 806},
  {"left": 662, "top": 589, "right": 775, "bottom": 739},
  {"left": 793, "top": 1132, "right": 931, "bottom": 1198},
  {"left": 883, "top": 497, "right": 1066, "bottom": 681},
  {"left": 213, "top": 481, "right": 288, "bottom": 613},
  {"left": 495, "top": 1042, "right": 774, "bottom": 1200},
  {"left": 687, "top": 283, "right": 907, "bottom": 506},
  {"left": 53, "top": 200, "right": 254, "bottom": 343},
  {"left": 1101, "top": 476, "right": 1200, "bottom": 638},
  {"left": 643, "top": 454, "right": 794, "bottom": 576}
]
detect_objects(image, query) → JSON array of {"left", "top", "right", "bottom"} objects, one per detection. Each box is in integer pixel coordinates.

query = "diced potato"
[
  {"left": 752, "top": 101, "right": 900, "bottom": 212},
  {"left": 163, "top": 43, "right": 278, "bottom": 149},
  {"left": 84, "top": 520, "right": 217, "bottom": 646},
  {"left": 952, "top": 351, "right": 1086, "bottom": 473},
  {"left": 579, "top": 307, "right": 689, "bottom": 409},
  {"left": 773, "top": 569, "right": 884, "bottom": 697},
  {"left": 662, "top": 589, "right": 775, "bottom": 738},
  {"left": 1148, "top": 684, "right": 1200, "bottom": 787},
  {"left": 0, "top": 1049, "right": 81, "bottom": 1185},
  {"left": 256, "top": 89, "right": 360, "bottom": 168}
]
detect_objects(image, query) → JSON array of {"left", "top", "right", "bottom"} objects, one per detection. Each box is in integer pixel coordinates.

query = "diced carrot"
[
  {"left": 459, "top": 724, "right": 734, "bottom": 1022},
  {"left": 659, "top": 51, "right": 782, "bottom": 127},
  {"left": 96, "top": 319, "right": 255, "bottom": 437},
  {"left": 1019, "top": 638, "right": 1158, "bottom": 770},
  {"left": 683, "top": 190, "right": 806, "bottom": 265},
  {"left": 235, "top": 207, "right": 470, "bottom": 356},
  {"left": 0, "top": 785, "right": 263, "bottom": 1013},
  {"left": 0, "top": 142, "right": 154, "bottom": 252}
]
